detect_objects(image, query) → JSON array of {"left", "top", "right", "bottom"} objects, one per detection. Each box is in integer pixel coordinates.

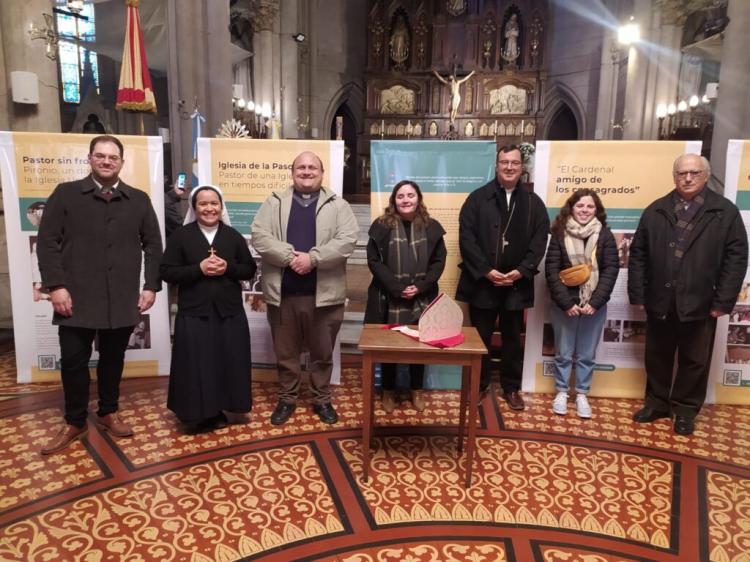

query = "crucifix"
[{"left": 208, "top": 247, "right": 216, "bottom": 258}]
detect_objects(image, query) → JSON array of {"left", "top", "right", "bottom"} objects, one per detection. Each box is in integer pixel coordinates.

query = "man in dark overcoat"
[
  {"left": 628, "top": 153, "right": 747, "bottom": 435},
  {"left": 457, "top": 144, "right": 549, "bottom": 410},
  {"left": 37, "top": 135, "right": 163, "bottom": 454}
]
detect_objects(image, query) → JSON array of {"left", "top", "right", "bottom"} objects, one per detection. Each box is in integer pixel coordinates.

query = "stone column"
[
  {"left": 622, "top": 0, "right": 650, "bottom": 140},
  {"left": 166, "top": 0, "right": 232, "bottom": 181},
  {"left": 279, "top": 0, "right": 300, "bottom": 138},
  {"left": 646, "top": 20, "right": 681, "bottom": 139},
  {"left": 710, "top": 0, "right": 750, "bottom": 186},
  {"left": 594, "top": 32, "right": 618, "bottom": 140},
  {"left": 0, "top": 0, "right": 62, "bottom": 327},
  {"left": 253, "top": 0, "right": 278, "bottom": 117},
  {"left": 307, "top": 0, "right": 320, "bottom": 138}
]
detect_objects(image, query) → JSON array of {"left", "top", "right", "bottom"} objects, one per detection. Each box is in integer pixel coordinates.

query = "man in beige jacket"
[{"left": 251, "top": 151, "right": 358, "bottom": 425}]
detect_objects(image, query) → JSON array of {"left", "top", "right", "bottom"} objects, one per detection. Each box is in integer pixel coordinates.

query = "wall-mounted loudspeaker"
[{"left": 10, "top": 71, "right": 40, "bottom": 104}]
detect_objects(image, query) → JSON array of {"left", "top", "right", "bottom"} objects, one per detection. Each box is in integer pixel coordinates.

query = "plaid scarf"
[
  {"left": 563, "top": 216, "right": 601, "bottom": 306},
  {"left": 672, "top": 190, "right": 705, "bottom": 265},
  {"left": 386, "top": 219, "right": 429, "bottom": 324}
]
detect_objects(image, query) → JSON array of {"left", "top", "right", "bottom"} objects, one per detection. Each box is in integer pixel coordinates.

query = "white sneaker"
[
  {"left": 552, "top": 391, "right": 568, "bottom": 415},
  {"left": 576, "top": 394, "right": 592, "bottom": 418}
]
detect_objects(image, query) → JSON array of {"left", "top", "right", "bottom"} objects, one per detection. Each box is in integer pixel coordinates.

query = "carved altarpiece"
[{"left": 358, "top": 0, "right": 548, "bottom": 195}]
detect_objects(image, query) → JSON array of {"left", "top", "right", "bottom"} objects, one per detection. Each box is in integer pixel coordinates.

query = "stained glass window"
[{"left": 56, "top": 1, "right": 98, "bottom": 104}]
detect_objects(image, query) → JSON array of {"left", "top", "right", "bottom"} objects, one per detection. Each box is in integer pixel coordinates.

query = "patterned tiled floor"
[{"left": 0, "top": 350, "right": 748, "bottom": 562}]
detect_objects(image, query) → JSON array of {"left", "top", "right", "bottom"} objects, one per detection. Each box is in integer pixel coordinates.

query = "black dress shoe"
[
  {"left": 313, "top": 402, "right": 338, "bottom": 424},
  {"left": 502, "top": 391, "right": 525, "bottom": 411},
  {"left": 632, "top": 406, "right": 670, "bottom": 423},
  {"left": 205, "top": 412, "right": 228, "bottom": 430},
  {"left": 674, "top": 415, "right": 695, "bottom": 435},
  {"left": 184, "top": 421, "right": 203, "bottom": 435},
  {"left": 270, "top": 401, "right": 296, "bottom": 425}
]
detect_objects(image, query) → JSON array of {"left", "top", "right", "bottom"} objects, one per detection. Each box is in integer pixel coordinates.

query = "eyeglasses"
[
  {"left": 91, "top": 153, "right": 122, "bottom": 163},
  {"left": 675, "top": 170, "right": 703, "bottom": 179},
  {"left": 498, "top": 160, "right": 522, "bottom": 168}
]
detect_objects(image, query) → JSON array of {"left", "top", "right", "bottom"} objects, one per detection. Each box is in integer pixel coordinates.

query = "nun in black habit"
[{"left": 160, "top": 184, "right": 256, "bottom": 433}]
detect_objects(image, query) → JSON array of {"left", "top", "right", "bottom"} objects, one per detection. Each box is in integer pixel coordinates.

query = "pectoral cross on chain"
[{"left": 208, "top": 247, "right": 216, "bottom": 258}]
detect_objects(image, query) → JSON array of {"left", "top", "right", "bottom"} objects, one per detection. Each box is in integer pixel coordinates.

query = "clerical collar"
[
  {"left": 292, "top": 189, "right": 319, "bottom": 207},
  {"left": 496, "top": 183, "right": 516, "bottom": 205},
  {"left": 92, "top": 177, "right": 119, "bottom": 191}
]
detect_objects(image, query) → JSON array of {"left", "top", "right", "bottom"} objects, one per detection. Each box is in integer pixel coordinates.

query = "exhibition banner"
[
  {"left": 197, "top": 138, "right": 345, "bottom": 382},
  {"left": 524, "top": 140, "right": 701, "bottom": 398},
  {"left": 370, "top": 140, "right": 497, "bottom": 388},
  {"left": 0, "top": 132, "right": 170, "bottom": 382},
  {"left": 708, "top": 139, "right": 750, "bottom": 405}
]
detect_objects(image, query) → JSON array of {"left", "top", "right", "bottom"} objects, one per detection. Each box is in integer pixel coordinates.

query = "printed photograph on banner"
[{"left": 603, "top": 319, "right": 622, "bottom": 343}]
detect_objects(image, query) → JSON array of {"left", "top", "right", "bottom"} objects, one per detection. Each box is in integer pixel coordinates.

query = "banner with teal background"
[{"left": 370, "top": 140, "right": 496, "bottom": 389}]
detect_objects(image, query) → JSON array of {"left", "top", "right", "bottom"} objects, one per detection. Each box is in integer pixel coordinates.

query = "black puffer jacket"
[{"left": 545, "top": 226, "right": 620, "bottom": 311}]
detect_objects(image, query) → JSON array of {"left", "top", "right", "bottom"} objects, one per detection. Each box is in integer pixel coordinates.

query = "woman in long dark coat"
[
  {"left": 161, "top": 185, "right": 256, "bottom": 433},
  {"left": 364, "top": 180, "right": 447, "bottom": 412}
]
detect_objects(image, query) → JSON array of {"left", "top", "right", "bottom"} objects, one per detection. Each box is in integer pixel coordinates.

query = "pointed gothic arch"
[{"left": 543, "top": 82, "right": 586, "bottom": 140}]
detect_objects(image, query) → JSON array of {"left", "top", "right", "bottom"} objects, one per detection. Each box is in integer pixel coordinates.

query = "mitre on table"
[{"left": 418, "top": 293, "right": 464, "bottom": 344}]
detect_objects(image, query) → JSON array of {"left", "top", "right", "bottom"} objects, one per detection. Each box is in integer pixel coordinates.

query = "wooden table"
[{"left": 357, "top": 324, "right": 487, "bottom": 488}]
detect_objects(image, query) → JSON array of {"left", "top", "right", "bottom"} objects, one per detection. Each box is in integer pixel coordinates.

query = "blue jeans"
[{"left": 550, "top": 304, "right": 607, "bottom": 394}]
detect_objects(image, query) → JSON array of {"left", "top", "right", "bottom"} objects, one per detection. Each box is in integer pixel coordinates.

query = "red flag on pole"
[{"left": 115, "top": 0, "right": 156, "bottom": 112}]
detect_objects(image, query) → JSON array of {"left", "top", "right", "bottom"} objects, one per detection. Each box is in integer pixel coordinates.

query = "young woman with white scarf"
[{"left": 545, "top": 189, "right": 619, "bottom": 418}]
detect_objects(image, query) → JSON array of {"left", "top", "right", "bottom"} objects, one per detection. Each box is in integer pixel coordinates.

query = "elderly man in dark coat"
[
  {"left": 628, "top": 153, "right": 748, "bottom": 435},
  {"left": 457, "top": 144, "right": 549, "bottom": 410},
  {"left": 37, "top": 135, "right": 163, "bottom": 454}
]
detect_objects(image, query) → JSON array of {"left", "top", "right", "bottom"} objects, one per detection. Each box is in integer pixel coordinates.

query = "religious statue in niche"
[
  {"left": 529, "top": 13, "right": 543, "bottom": 66},
  {"left": 502, "top": 14, "right": 520, "bottom": 64},
  {"left": 414, "top": 13, "right": 428, "bottom": 69},
  {"left": 432, "top": 69, "right": 476, "bottom": 126},
  {"left": 389, "top": 14, "right": 410, "bottom": 68},
  {"left": 370, "top": 19, "right": 385, "bottom": 62},
  {"left": 489, "top": 85, "right": 527, "bottom": 115},
  {"left": 446, "top": 0, "right": 466, "bottom": 17},
  {"left": 428, "top": 121, "right": 438, "bottom": 137},
  {"left": 379, "top": 85, "right": 416, "bottom": 114},
  {"left": 482, "top": 16, "right": 498, "bottom": 68},
  {"left": 464, "top": 121, "right": 474, "bottom": 137}
]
